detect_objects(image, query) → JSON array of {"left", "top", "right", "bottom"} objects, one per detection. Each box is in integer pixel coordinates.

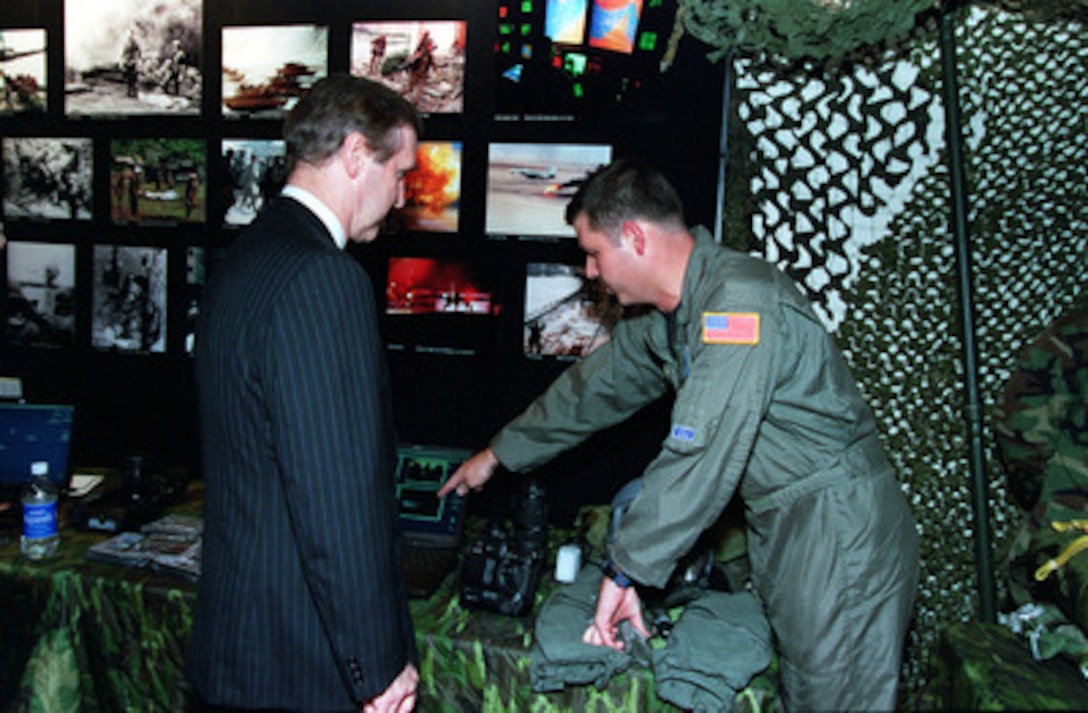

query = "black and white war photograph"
[
  {"left": 2, "top": 137, "right": 94, "bottom": 221},
  {"left": 221, "top": 139, "right": 287, "bottom": 226},
  {"left": 1, "top": 28, "right": 47, "bottom": 114},
  {"left": 221, "top": 24, "right": 327, "bottom": 120},
  {"left": 5, "top": 240, "right": 76, "bottom": 348},
  {"left": 64, "top": 0, "right": 201, "bottom": 117},
  {"left": 522, "top": 261, "right": 618, "bottom": 359},
  {"left": 91, "top": 243, "right": 167, "bottom": 354},
  {"left": 351, "top": 20, "right": 466, "bottom": 115}
]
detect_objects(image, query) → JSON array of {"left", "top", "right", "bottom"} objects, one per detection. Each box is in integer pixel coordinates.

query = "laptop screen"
[
  {"left": 395, "top": 444, "right": 468, "bottom": 545},
  {"left": 0, "top": 403, "right": 75, "bottom": 490}
]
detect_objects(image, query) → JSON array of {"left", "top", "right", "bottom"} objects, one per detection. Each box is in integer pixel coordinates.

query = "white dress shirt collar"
[{"left": 280, "top": 184, "right": 347, "bottom": 250}]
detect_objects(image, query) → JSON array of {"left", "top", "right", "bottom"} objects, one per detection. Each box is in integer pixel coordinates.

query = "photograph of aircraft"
[
  {"left": 486, "top": 142, "right": 611, "bottom": 239},
  {"left": 510, "top": 165, "right": 557, "bottom": 180}
]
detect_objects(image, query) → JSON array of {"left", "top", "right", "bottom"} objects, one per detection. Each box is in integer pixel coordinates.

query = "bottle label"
[{"left": 23, "top": 501, "right": 58, "bottom": 539}]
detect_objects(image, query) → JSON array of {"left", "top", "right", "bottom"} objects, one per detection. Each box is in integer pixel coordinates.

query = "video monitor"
[
  {"left": 0, "top": 28, "right": 47, "bottom": 114},
  {"left": 588, "top": 0, "right": 643, "bottom": 54},
  {"left": 494, "top": 0, "right": 677, "bottom": 118},
  {"left": 387, "top": 140, "right": 462, "bottom": 234},
  {"left": 222, "top": 24, "right": 327, "bottom": 119},
  {"left": 64, "top": 0, "right": 202, "bottom": 117},
  {"left": 91, "top": 244, "right": 167, "bottom": 354},
  {"left": 545, "top": 0, "right": 588, "bottom": 45},
  {"left": 383, "top": 255, "right": 502, "bottom": 356},
  {"left": 523, "top": 261, "right": 618, "bottom": 359},
  {"left": 5, "top": 240, "right": 76, "bottom": 348},
  {"left": 485, "top": 142, "right": 611, "bottom": 240},
  {"left": 0, "top": 403, "right": 75, "bottom": 490},
  {"left": 109, "top": 137, "right": 206, "bottom": 225},
  {"left": 2, "top": 137, "right": 93, "bottom": 222},
  {"left": 221, "top": 138, "right": 287, "bottom": 227},
  {"left": 351, "top": 20, "right": 466, "bottom": 115}
]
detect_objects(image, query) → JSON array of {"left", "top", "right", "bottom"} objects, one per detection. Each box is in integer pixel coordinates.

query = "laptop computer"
[
  {"left": 0, "top": 402, "right": 76, "bottom": 529},
  {"left": 395, "top": 443, "right": 469, "bottom": 599}
]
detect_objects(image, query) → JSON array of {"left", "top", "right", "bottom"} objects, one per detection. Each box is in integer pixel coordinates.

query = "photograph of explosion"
[
  {"left": 5, "top": 240, "right": 76, "bottom": 348},
  {"left": 387, "top": 140, "right": 461, "bottom": 234},
  {"left": 351, "top": 20, "right": 466, "bottom": 115},
  {"left": 385, "top": 256, "right": 498, "bottom": 316},
  {"left": 109, "top": 137, "right": 206, "bottom": 225},
  {"left": 221, "top": 24, "right": 327, "bottom": 120},
  {"left": 523, "top": 261, "right": 619, "bottom": 359},
  {"left": 91, "top": 243, "right": 167, "bottom": 354},
  {"left": 2, "top": 137, "right": 93, "bottom": 222},
  {"left": 1, "top": 28, "right": 46, "bottom": 114},
  {"left": 64, "top": 0, "right": 201, "bottom": 117},
  {"left": 221, "top": 139, "right": 287, "bottom": 227}
]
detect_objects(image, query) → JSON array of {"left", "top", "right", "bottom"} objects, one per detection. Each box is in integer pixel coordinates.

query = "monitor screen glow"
[
  {"left": 544, "top": 0, "right": 589, "bottom": 45},
  {"left": 588, "top": 0, "right": 643, "bottom": 54}
]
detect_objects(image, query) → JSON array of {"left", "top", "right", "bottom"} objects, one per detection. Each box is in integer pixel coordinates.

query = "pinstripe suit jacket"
[{"left": 187, "top": 196, "right": 416, "bottom": 710}]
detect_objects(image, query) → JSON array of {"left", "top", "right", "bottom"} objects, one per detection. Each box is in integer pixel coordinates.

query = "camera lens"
[{"left": 514, "top": 477, "right": 548, "bottom": 556}]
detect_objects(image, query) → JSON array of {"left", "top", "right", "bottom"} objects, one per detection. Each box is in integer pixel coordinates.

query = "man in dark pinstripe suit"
[{"left": 187, "top": 75, "right": 422, "bottom": 713}]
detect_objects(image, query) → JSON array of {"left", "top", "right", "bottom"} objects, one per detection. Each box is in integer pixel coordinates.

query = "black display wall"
[{"left": 1, "top": 0, "right": 724, "bottom": 524}]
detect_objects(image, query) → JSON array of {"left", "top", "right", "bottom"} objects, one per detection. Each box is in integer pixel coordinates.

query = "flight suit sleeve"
[
  {"left": 612, "top": 309, "right": 779, "bottom": 588},
  {"left": 492, "top": 311, "right": 670, "bottom": 473}
]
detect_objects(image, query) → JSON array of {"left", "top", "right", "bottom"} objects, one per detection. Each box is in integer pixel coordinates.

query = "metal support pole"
[
  {"left": 714, "top": 53, "right": 733, "bottom": 244},
  {"left": 939, "top": 2, "right": 996, "bottom": 623}
]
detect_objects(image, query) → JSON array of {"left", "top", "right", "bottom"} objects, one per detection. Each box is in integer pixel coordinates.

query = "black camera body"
[{"left": 459, "top": 477, "right": 547, "bottom": 617}]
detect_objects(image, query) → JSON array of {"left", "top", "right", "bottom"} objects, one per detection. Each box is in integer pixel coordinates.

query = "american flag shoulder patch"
[{"left": 702, "top": 312, "right": 760, "bottom": 345}]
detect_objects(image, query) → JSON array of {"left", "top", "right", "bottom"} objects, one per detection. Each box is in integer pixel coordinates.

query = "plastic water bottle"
[{"left": 22, "top": 460, "right": 60, "bottom": 560}]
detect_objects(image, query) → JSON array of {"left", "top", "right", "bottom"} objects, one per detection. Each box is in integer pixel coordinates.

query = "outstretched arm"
[{"left": 437, "top": 447, "right": 500, "bottom": 498}]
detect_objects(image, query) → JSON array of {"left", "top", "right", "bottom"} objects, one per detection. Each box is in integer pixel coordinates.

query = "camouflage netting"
[
  {"left": 715, "top": 4, "right": 1087, "bottom": 708},
  {"left": 678, "top": 0, "right": 937, "bottom": 62},
  {"left": 982, "top": 0, "right": 1088, "bottom": 22}
]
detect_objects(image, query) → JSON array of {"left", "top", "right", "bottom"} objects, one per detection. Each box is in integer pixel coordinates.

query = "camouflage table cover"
[
  {"left": 931, "top": 621, "right": 1088, "bottom": 710},
  {"left": 0, "top": 492, "right": 781, "bottom": 713}
]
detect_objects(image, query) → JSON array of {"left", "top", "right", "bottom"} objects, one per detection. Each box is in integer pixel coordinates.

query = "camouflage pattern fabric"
[
  {"left": 931, "top": 622, "right": 1088, "bottom": 710},
  {"left": 1, "top": 503, "right": 201, "bottom": 713},
  {"left": 998, "top": 602, "right": 1088, "bottom": 677},
  {"left": 995, "top": 300, "right": 1088, "bottom": 632},
  {"left": 0, "top": 494, "right": 782, "bottom": 713},
  {"left": 1005, "top": 519, "right": 1088, "bottom": 640}
]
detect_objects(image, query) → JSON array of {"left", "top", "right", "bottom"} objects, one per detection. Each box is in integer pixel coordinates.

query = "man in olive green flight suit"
[{"left": 439, "top": 160, "right": 920, "bottom": 711}]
